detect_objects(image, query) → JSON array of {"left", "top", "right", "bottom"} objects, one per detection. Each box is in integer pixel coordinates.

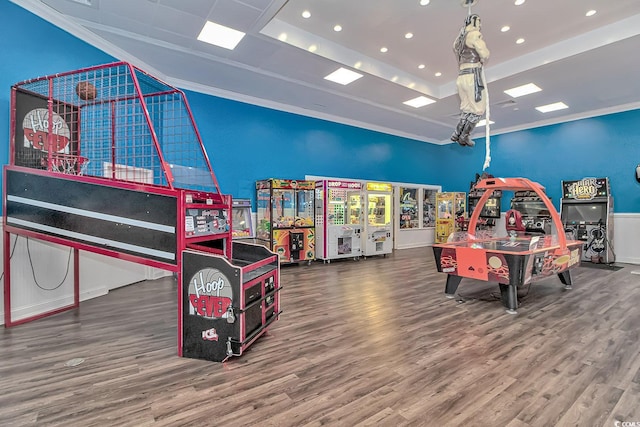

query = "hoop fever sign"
[
  {"left": 187, "top": 268, "right": 233, "bottom": 319},
  {"left": 13, "top": 89, "right": 78, "bottom": 168},
  {"left": 22, "top": 108, "right": 71, "bottom": 153}
]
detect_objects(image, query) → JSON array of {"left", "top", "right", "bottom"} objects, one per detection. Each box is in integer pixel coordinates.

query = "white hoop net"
[{"left": 47, "top": 154, "right": 89, "bottom": 176}]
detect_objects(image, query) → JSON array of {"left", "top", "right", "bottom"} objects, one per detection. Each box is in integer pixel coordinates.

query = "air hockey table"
[{"left": 432, "top": 177, "right": 583, "bottom": 314}]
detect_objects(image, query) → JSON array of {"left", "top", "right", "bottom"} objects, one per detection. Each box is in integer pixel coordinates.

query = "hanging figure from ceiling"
[{"left": 451, "top": 13, "right": 490, "bottom": 147}]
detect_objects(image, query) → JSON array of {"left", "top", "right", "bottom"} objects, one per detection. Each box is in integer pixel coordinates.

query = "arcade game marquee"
[
  {"left": 432, "top": 178, "right": 583, "bottom": 314},
  {"left": 3, "top": 62, "right": 281, "bottom": 362}
]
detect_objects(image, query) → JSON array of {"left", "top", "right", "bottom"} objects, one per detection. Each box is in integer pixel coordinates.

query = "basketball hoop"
[{"left": 48, "top": 153, "right": 89, "bottom": 175}]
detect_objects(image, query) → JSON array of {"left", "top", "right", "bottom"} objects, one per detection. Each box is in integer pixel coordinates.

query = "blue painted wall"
[
  {"left": 440, "top": 111, "right": 640, "bottom": 212},
  {"left": 185, "top": 90, "right": 445, "bottom": 200},
  {"left": 2, "top": 1, "right": 639, "bottom": 214}
]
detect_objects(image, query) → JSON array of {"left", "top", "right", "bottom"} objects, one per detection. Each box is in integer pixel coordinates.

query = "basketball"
[{"left": 76, "top": 81, "right": 97, "bottom": 101}]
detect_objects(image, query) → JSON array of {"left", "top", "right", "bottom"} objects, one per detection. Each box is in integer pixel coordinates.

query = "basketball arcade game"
[
  {"left": 315, "top": 179, "right": 363, "bottom": 262},
  {"left": 432, "top": 178, "right": 583, "bottom": 314},
  {"left": 3, "top": 62, "right": 281, "bottom": 362}
]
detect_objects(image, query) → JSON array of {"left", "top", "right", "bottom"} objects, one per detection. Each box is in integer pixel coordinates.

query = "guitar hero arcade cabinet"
[{"left": 560, "top": 177, "right": 614, "bottom": 264}]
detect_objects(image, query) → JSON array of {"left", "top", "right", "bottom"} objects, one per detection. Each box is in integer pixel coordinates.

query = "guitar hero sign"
[
  {"left": 562, "top": 177, "right": 609, "bottom": 201},
  {"left": 187, "top": 268, "right": 233, "bottom": 319}
]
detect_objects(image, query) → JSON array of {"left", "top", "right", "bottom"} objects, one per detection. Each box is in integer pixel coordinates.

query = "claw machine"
[
  {"left": 256, "top": 179, "right": 316, "bottom": 264},
  {"left": 315, "top": 180, "right": 363, "bottom": 262},
  {"left": 363, "top": 182, "right": 393, "bottom": 257},
  {"left": 435, "top": 192, "right": 467, "bottom": 243},
  {"left": 231, "top": 199, "right": 254, "bottom": 239}
]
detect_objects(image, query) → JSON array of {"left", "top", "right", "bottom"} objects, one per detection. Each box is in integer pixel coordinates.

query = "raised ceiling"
[{"left": 13, "top": 0, "right": 640, "bottom": 144}]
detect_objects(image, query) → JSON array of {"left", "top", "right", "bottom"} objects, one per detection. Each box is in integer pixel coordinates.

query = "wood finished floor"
[{"left": 1, "top": 247, "right": 639, "bottom": 427}]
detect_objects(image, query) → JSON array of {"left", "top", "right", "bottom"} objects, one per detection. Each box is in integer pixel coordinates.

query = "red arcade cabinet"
[{"left": 4, "top": 62, "right": 281, "bottom": 362}]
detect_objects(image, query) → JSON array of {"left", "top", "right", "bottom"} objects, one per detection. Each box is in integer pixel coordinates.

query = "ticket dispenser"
[{"left": 560, "top": 177, "right": 614, "bottom": 264}]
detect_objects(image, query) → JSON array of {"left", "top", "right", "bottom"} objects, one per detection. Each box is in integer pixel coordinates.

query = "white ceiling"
[{"left": 13, "top": 0, "right": 640, "bottom": 144}]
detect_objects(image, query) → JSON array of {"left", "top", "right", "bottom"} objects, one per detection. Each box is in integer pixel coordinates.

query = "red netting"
[{"left": 11, "top": 62, "right": 221, "bottom": 194}]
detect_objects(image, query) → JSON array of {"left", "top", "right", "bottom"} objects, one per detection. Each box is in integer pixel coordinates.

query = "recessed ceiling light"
[
  {"left": 405, "top": 32, "right": 414, "bottom": 39},
  {"left": 514, "top": 0, "right": 525, "bottom": 5},
  {"left": 536, "top": 102, "right": 568, "bottom": 113},
  {"left": 477, "top": 119, "right": 495, "bottom": 126},
  {"left": 354, "top": 61, "right": 362, "bottom": 69},
  {"left": 504, "top": 83, "right": 542, "bottom": 98},
  {"left": 197, "top": 21, "right": 246, "bottom": 50},
  {"left": 586, "top": 10, "right": 596, "bottom": 17},
  {"left": 302, "top": 10, "right": 311, "bottom": 18},
  {"left": 391, "top": 76, "right": 399, "bottom": 82},
  {"left": 516, "top": 38, "right": 525, "bottom": 44},
  {"left": 308, "top": 44, "right": 317, "bottom": 52},
  {"left": 419, "top": 0, "right": 430, "bottom": 5},
  {"left": 435, "top": 72, "right": 442, "bottom": 77},
  {"left": 68, "top": 0, "right": 92, "bottom": 5},
  {"left": 380, "top": 47, "right": 388, "bottom": 53},
  {"left": 403, "top": 96, "right": 435, "bottom": 108},
  {"left": 334, "top": 24, "right": 342, "bottom": 32},
  {"left": 501, "top": 26, "right": 510, "bottom": 32},
  {"left": 278, "top": 33, "right": 287, "bottom": 42},
  {"left": 324, "top": 67, "right": 362, "bottom": 85},
  {"left": 418, "top": 64, "right": 426, "bottom": 69}
]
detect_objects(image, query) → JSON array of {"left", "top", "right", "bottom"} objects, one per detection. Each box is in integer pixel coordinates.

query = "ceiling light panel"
[
  {"left": 324, "top": 67, "right": 363, "bottom": 85},
  {"left": 403, "top": 96, "right": 435, "bottom": 108},
  {"left": 536, "top": 102, "right": 569, "bottom": 113},
  {"left": 504, "top": 83, "right": 542, "bottom": 98},
  {"left": 197, "top": 21, "right": 246, "bottom": 50}
]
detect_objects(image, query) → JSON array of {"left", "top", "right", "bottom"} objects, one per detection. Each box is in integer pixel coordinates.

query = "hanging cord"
[
  {"left": 26, "top": 237, "right": 73, "bottom": 291},
  {"left": 465, "top": 3, "right": 491, "bottom": 170},
  {"left": 482, "top": 67, "right": 491, "bottom": 170},
  {"left": 0, "top": 235, "right": 20, "bottom": 282}
]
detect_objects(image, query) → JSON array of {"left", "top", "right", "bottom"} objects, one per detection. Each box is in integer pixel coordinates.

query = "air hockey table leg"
[
  {"left": 558, "top": 270, "right": 573, "bottom": 290},
  {"left": 445, "top": 275, "right": 463, "bottom": 298},
  {"left": 499, "top": 283, "right": 518, "bottom": 315}
]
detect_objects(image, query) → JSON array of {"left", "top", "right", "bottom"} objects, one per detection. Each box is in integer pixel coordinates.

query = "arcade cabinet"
[
  {"left": 362, "top": 182, "right": 393, "bottom": 257},
  {"left": 435, "top": 192, "right": 467, "bottom": 243},
  {"left": 231, "top": 199, "right": 254, "bottom": 239},
  {"left": 468, "top": 176, "right": 501, "bottom": 230},
  {"left": 510, "top": 190, "right": 553, "bottom": 234},
  {"left": 256, "top": 179, "right": 316, "bottom": 264},
  {"left": 315, "top": 180, "right": 363, "bottom": 262},
  {"left": 560, "top": 177, "right": 614, "bottom": 264},
  {"left": 432, "top": 177, "right": 583, "bottom": 314},
  {"left": 4, "top": 62, "right": 281, "bottom": 362}
]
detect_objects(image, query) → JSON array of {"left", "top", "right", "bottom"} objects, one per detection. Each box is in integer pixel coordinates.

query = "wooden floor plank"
[{"left": 1, "top": 247, "right": 639, "bottom": 426}]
